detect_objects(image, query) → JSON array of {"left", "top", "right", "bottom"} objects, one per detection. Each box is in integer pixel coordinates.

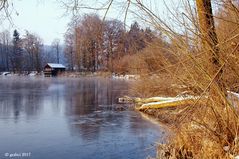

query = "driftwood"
[
  {"left": 136, "top": 98, "right": 195, "bottom": 111},
  {"left": 119, "top": 95, "right": 200, "bottom": 110},
  {"left": 118, "top": 92, "right": 239, "bottom": 111},
  {"left": 118, "top": 96, "right": 182, "bottom": 104}
]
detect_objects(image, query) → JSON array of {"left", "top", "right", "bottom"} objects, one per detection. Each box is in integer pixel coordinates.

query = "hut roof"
[{"left": 46, "top": 63, "right": 66, "bottom": 69}]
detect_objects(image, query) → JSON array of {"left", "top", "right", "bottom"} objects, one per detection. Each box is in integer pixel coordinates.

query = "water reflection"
[
  {"left": 0, "top": 79, "right": 46, "bottom": 121},
  {"left": 65, "top": 79, "right": 128, "bottom": 142},
  {"left": 0, "top": 77, "right": 163, "bottom": 159}
]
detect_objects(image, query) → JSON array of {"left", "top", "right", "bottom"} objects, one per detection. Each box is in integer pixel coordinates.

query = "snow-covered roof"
[{"left": 46, "top": 63, "right": 66, "bottom": 69}]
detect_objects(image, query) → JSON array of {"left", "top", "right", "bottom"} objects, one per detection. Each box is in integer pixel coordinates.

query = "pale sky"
[
  {"left": 1, "top": 0, "right": 70, "bottom": 45},
  {"left": 0, "top": 0, "right": 180, "bottom": 45}
]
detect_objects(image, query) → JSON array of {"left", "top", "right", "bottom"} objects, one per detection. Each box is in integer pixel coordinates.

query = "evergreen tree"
[{"left": 12, "top": 29, "right": 23, "bottom": 73}]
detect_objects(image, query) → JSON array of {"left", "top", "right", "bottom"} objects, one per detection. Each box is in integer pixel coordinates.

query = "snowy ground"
[{"left": 112, "top": 74, "right": 140, "bottom": 80}]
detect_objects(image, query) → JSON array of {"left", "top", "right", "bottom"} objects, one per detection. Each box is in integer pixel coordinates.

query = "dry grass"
[{"left": 120, "top": 1, "right": 239, "bottom": 158}]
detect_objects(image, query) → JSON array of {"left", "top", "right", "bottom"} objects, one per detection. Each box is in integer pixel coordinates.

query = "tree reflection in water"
[
  {"left": 0, "top": 77, "right": 163, "bottom": 159},
  {"left": 65, "top": 78, "right": 129, "bottom": 140}
]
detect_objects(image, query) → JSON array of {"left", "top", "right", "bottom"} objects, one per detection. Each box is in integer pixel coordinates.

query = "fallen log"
[
  {"left": 134, "top": 97, "right": 178, "bottom": 103},
  {"left": 118, "top": 96, "right": 185, "bottom": 104},
  {"left": 136, "top": 98, "right": 195, "bottom": 111},
  {"left": 119, "top": 95, "right": 201, "bottom": 110}
]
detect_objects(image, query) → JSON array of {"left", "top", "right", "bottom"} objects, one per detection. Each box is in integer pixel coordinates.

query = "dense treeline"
[
  {"left": 64, "top": 14, "right": 156, "bottom": 72},
  {"left": 0, "top": 30, "right": 63, "bottom": 73}
]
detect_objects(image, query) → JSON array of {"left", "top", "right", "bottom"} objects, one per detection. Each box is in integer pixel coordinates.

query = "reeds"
[{"left": 122, "top": 0, "right": 239, "bottom": 158}]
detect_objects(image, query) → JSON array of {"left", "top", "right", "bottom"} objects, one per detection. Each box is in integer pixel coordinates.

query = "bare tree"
[
  {"left": 74, "top": 14, "right": 103, "bottom": 72},
  {"left": 0, "top": 0, "right": 10, "bottom": 17},
  {"left": 103, "top": 19, "right": 125, "bottom": 72},
  {"left": 196, "top": 0, "right": 225, "bottom": 94},
  {"left": 64, "top": 28, "right": 75, "bottom": 71},
  {"left": 0, "top": 0, "right": 8, "bottom": 10},
  {"left": 22, "top": 31, "right": 43, "bottom": 73},
  {"left": 196, "top": 0, "right": 220, "bottom": 68},
  {"left": 52, "top": 38, "right": 61, "bottom": 64},
  {"left": 0, "top": 30, "right": 11, "bottom": 71}
]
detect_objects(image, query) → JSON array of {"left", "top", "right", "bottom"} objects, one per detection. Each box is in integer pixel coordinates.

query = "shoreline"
[{"left": 0, "top": 71, "right": 140, "bottom": 80}]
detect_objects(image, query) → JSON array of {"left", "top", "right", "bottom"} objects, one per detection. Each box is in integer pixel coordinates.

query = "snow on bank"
[
  {"left": 137, "top": 95, "right": 199, "bottom": 110},
  {"left": 136, "top": 91, "right": 239, "bottom": 110},
  {"left": 228, "top": 91, "right": 239, "bottom": 99},
  {"left": 112, "top": 74, "right": 140, "bottom": 80},
  {"left": 227, "top": 91, "right": 239, "bottom": 108},
  {"left": 0, "top": 71, "right": 41, "bottom": 77},
  {"left": 118, "top": 94, "right": 203, "bottom": 110}
]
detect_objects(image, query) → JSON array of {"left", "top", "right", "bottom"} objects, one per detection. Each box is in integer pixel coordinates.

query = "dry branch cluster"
[{"left": 125, "top": 1, "right": 239, "bottom": 158}]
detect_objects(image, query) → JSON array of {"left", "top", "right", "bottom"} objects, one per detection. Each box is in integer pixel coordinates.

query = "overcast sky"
[
  {"left": 0, "top": 0, "right": 179, "bottom": 45},
  {"left": 1, "top": 0, "right": 70, "bottom": 45}
]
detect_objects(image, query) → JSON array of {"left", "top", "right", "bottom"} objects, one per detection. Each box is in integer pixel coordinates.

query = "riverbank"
[
  {"left": 0, "top": 71, "right": 140, "bottom": 81},
  {"left": 59, "top": 71, "right": 140, "bottom": 80},
  {"left": 130, "top": 91, "right": 239, "bottom": 159}
]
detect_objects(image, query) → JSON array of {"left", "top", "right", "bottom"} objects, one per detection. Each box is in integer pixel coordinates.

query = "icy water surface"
[{"left": 0, "top": 77, "right": 164, "bottom": 159}]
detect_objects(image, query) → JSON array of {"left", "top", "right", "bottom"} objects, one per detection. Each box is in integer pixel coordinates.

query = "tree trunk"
[
  {"left": 196, "top": 0, "right": 219, "bottom": 66},
  {"left": 196, "top": 0, "right": 225, "bottom": 93}
]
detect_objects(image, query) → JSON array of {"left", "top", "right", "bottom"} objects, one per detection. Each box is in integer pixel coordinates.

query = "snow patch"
[
  {"left": 141, "top": 96, "right": 198, "bottom": 107},
  {"left": 112, "top": 74, "right": 140, "bottom": 80},
  {"left": 228, "top": 91, "right": 239, "bottom": 99}
]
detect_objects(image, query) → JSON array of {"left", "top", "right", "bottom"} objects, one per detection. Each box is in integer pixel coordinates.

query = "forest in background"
[
  {"left": 64, "top": 14, "right": 156, "bottom": 72},
  {"left": 0, "top": 29, "right": 65, "bottom": 73},
  {"left": 0, "top": 16, "right": 156, "bottom": 74}
]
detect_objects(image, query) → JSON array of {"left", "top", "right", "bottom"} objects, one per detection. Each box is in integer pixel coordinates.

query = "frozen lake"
[{"left": 0, "top": 77, "right": 164, "bottom": 159}]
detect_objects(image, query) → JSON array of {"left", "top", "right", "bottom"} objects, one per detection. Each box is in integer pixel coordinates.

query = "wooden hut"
[{"left": 44, "top": 63, "right": 66, "bottom": 77}]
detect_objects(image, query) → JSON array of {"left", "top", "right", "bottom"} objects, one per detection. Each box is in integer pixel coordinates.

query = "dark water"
[{"left": 0, "top": 77, "right": 164, "bottom": 159}]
